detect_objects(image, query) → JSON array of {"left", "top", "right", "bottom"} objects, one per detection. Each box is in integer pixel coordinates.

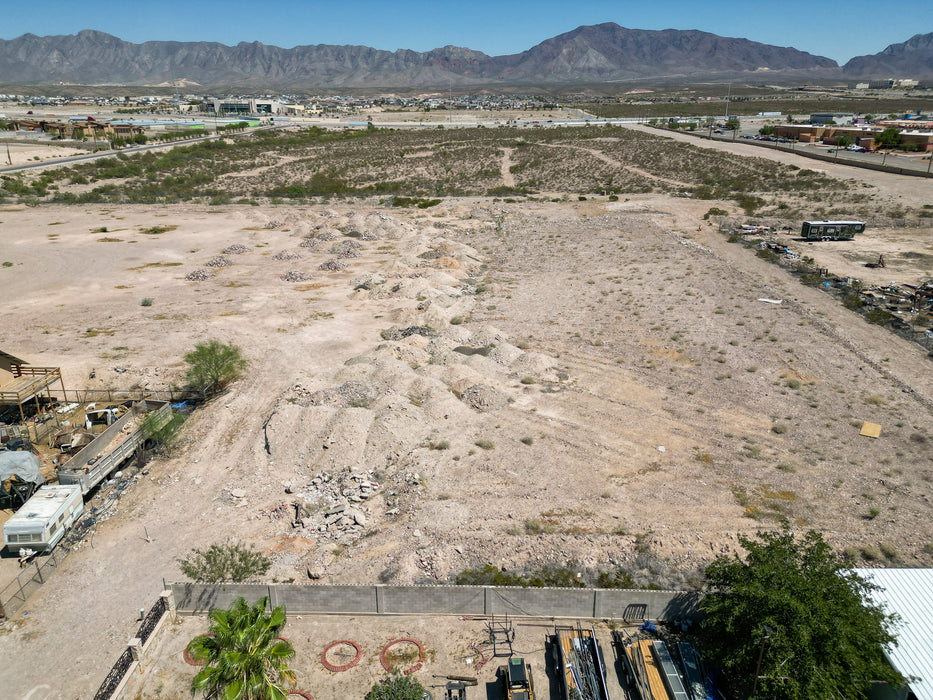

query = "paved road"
[
  {"left": 0, "top": 124, "right": 285, "bottom": 174},
  {"left": 706, "top": 132, "right": 933, "bottom": 176}
]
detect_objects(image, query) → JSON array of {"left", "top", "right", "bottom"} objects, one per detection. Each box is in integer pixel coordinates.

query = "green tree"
[
  {"left": 189, "top": 596, "right": 296, "bottom": 700},
  {"left": 184, "top": 339, "right": 248, "bottom": 392},
  {"left": 875, "top": 127, "right": 902, "bottom": 148},
  {"left": 180, "top": 542, "right": 271, "bottom": 583},
  {"left": 725, "top": 117, "right": 740, "bottom": 130},
  {"left": 365, "top": 672, "right": 427, "bottom": 700},
  {"left": 834, "top": 134, "right": 854, "bottom": 148},
  {"left": 700, "top": 529, "right": 901, "bottom": 699},
  {"left": 758, "top": 125, "right": 775, "bottom": 136}
]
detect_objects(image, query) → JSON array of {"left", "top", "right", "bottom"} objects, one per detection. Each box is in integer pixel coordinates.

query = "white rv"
[{"left": 3, "top": 485, "right": 84, "bottom": 552}]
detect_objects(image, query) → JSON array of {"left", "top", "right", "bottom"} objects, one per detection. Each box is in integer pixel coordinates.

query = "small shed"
[{"left": 855, "top": 568, "right": 933, "bottom": 700}]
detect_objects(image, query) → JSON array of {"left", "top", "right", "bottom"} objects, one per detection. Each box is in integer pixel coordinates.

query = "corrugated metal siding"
[{"left": 855, "top": 568, "right": 933, "bottom": 700}]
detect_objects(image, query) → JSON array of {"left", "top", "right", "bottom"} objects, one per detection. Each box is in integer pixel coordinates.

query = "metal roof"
[{"left": 854, "top": 568, "right": 933, "bottom": 700}]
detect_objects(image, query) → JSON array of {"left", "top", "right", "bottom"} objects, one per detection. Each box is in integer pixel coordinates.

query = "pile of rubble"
[
  {"left": 273, "top": 250, "right": 301, "bottom": 261},
  {"left": 460, "top": 383, "right": 508, "bottom": 412},
  {"left": 319, "top": 259, "right": 347, "bottom": 271},
  {"left": 330, "top": 240, "right": 361, "bottom": 258},
  {"left": 281, "top": 270, "right": 314, "bottom": 282},
  {"left": 222, "top": 244, "right": 250, "bottom": 255},
  {"left": 205, "top": 256, "right": 232, "bottom": 268},
  {"left": 185, "top": 269, "right": 215, "bottom": 281},
  {"left": 264, "top": 470, "right": 382, "bottom": 545},
  {"left": 299, "top": 237, "right": 320, "bottom": 249}
]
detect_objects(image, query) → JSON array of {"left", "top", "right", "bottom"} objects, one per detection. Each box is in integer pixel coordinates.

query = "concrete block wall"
[{"left": 171, "top": 582, "right": 700, "bottom": 621}]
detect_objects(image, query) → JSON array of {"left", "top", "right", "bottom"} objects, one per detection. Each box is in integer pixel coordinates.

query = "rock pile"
[
  {"left": 205, "top": 256, "right": 232, "bottom": 268},
  {"left": 330, "top": 240, "right": 361, "bottom": 258},
  {"left": 273, "top": 250, "right": 301, "bottom": 261},
  {"left": 459, "top": 383, "right": 508, "bottom": 412},
  {"left": 318, "top": 259, "right": 347, "bottom": 271},
  {"left": 281, "top": 270, "right": 314, "bottom": 282},
  {"left": 185, "top": 269, "right": 214, "bottom": 281},
  {"left": 222, "top": 244, "right": 250, "bottom": 255}
]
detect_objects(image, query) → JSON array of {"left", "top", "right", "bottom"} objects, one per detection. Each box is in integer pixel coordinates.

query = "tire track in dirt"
[
  {"left": 539, "top": 142, "right": 692, "bottom": 189},
  {"left": 500, "top": 147, "right": 515, "bottom": 188}
]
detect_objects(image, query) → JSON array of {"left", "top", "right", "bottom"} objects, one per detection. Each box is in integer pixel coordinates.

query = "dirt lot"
[
  {"left": 122, "top": 612, "right": 597, "bottom": 700},
  {"left": 0, "top": 127, "right": 931, "bottom": 699}
]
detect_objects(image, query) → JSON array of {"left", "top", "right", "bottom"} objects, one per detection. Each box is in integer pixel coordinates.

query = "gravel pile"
[
  {"left": 265, "top": 219, "right": 281, "bottom": 229},
  {"left": 379, "top": 326, "right": 438, "bottom": 341},
  {"left": 337, "top": 380, "right": 379, "bottom": 408},
  {"left": 280, "top": 270, "right": 314, "bottom": 282},
  {"left": 319, "top": 259, "right": 347, "bottom": 271},
  {"left": 185, "top": 269, "right": 215, "bottom": 281},
  {"left": 205, "top": 256, "right": 231, "bottom": 268},
  {"left": 359, "top": 230, "right": 380, "bottom": 241},
  {"left": 418, "top": 244, "right": 455, "bottom": 260},
  {"left": 330, "top": 240, "right": 361, "bottom": 258},
  {"left": 222, "top": 244, "right": 249, "bottom": 255},
  {"left": 298, "top": 237, "right": 320, "bottom": 249},
  {"left": 316, "top": 230, "right": 340, "bottom": 241},
  {"left": 459, "top": 383, "right": 508, "bottom": 412},
  {"left": 273, "top": 250, "right": 301, "bottom": 261}
]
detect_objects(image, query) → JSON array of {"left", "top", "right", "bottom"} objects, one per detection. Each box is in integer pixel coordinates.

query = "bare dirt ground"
[
  {"left": 0, "top": 142, "right": 87, "bottom": 167},
  {"left": 121, "top": 612, "right": 584, "bottom": 700},
  {"left": 0, "top": 127, "right": 931, "bottom": 699}
]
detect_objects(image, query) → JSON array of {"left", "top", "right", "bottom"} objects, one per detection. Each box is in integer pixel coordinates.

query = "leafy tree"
[
  {"left": 189, "top": 596, "right": 295, "bottom": 700},
  {"left": 141, "top": 409, "right": 185, "bottom": 455},
  {"left": 365, "top": 672, "right": 427, "bottom": 700},
  {"left": 725, "top": 117, "right": 740, "bottom": 130},
  {"left": 180, "top": 542, "right": 271, "bottom": 583},
  {"left": 758, "top": 125, "right": 775, "bottom": 136},
  {"left": 184, "top": 339, "right": 248, "bottom": 392},
  {"left": 834, "top": 134, "right": 854, "bottom": 148},
  {"left": 875, "top": 127, "right": 902, "bottom": 148},
  {"left": 700, "top": 529, "right": 902, "bottom": 700}
]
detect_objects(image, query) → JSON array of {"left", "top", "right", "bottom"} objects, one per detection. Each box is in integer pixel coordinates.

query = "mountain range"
[{"left": 0, "top": 24, "right": 930, "bottom": 88}]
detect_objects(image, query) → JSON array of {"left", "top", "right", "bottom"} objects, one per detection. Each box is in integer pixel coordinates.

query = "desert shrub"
[
  {"left": 184, "top": 339, "right": 248, "bottom": 392},
  {"left": 179, "top": 542, "right": 270, "bottom": 583},
  {"left": 366, "top": 673, "right": 426, "bottom": 700}
]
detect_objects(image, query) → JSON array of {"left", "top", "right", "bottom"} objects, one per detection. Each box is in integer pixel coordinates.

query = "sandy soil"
[
  {"left": 0, "top": 129, "right": 931, "bottom": 698},
  {"left": 0, "top": 142, "right": 88, "bottom": 167},
  {"left": 120, "top": 612, "right": 589, "bottom": 700}
]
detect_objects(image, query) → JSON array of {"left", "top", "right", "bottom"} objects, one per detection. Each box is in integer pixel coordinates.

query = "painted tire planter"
[
  {"left": 321, "top": 640, "right": 363, "bottom": 672},
  {"left": 380, "top": 638, "right": 425, "bottom": 675}
]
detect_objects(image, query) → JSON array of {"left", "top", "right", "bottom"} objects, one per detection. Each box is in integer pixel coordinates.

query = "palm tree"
[{"left": 188, "top": 596, "right": 296, "bottom": 700}]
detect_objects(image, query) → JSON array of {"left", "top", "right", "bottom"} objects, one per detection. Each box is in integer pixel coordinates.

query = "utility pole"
[{"left": 448, "top": 80, "right": 452, "bottom": 127}]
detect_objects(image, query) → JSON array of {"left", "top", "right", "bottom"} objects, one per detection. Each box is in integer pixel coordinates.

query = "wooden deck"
[{"left": 0, "top": 367, "right": 63, "bottom": 405}]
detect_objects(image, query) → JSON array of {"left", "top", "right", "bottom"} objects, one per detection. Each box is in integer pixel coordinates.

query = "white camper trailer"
[{"left": 3, "top": 484, "right": 84, "bottom": 552}]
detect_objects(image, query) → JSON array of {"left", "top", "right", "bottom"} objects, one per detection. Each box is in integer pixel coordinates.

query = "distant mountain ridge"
[
  {"left": 843, "top": 33, "right": 933, "bottom": 79},
  {"left": 0, "top": 24, "right": 920, "bottom": 88}
]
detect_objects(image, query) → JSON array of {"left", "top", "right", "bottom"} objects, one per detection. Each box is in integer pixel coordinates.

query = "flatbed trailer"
[
  {"left": 56, "top": 399, "right": 170, "bottom": 494},
  {"left": 554, "top": 625, "right": 611, "bottom": 700}
]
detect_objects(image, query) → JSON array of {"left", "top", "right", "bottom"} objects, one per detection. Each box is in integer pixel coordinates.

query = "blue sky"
[{"left": 2, "top": 0, "right": 930, "bottom": 64}]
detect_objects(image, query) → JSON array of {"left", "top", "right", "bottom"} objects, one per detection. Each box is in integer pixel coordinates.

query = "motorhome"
[{"left": 3, "top": 484, "right": 84, "bottom": 551}]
